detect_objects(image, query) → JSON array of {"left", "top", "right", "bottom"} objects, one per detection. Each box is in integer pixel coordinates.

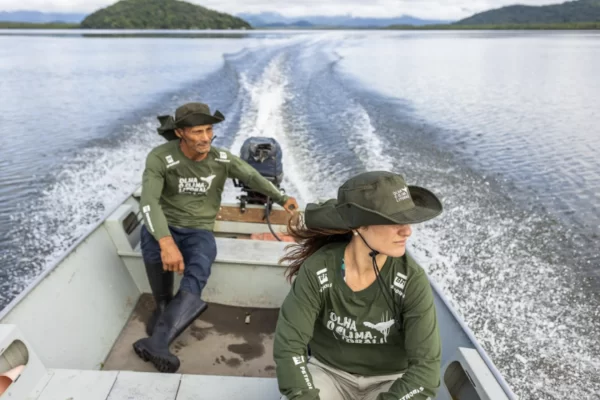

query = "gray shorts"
[{"left": 282, "top": 356, "right": 405, "bottom": 400}]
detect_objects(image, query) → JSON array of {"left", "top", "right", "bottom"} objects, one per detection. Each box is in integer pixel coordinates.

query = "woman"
[{"left": 274, "top": 171, "right": 443, "bottom": 400}]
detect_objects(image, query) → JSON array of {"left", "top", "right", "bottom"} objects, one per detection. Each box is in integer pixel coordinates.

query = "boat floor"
[
  {"left": 103, "top": 294, "right": 279, "bottom": 378},
  {"left": 33, "top": 370, "right": 280, "bottom": 399}
]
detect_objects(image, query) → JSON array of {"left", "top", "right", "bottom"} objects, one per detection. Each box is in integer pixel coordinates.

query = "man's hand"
[
  {"left": 158, "top": 236, "right": 184, "bottom": 274},
  {"left": 283, "top": 197, "right": 299, "bottom": 214}
]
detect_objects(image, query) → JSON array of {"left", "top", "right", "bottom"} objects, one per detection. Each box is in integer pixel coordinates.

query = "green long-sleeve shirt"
[
  {"left": 273, "top": 241, "right": 441, "bottom": 400},
  {"left": 140, "top": 140, "right": 289, "bottom": 240}
]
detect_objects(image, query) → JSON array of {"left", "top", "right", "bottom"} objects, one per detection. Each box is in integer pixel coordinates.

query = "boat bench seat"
[
  {"left": 127, "top": 236, "right": 290, "bottom": 267},
  {"left": 107, "top": 202, "right": 292, "bottom": 267},
  {"left": 32, "top": 369, "right": 282, "bottom": 400}
]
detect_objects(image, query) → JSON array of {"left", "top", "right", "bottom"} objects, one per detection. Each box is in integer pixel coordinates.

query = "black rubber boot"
[
  {"left": 133, "top": 290, "right": 208, "bottom": 373},
  {"left": 144, "top": 262, "right": 174, "bottom": 337}
]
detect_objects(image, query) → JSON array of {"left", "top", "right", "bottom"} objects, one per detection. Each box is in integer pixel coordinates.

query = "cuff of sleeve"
[
  {"left": 155, "top": 232, "right": 172, "bottom": 241},
  {"left": 149, "top": 226, "right": 172, "bottom": 242},
  {"left": 276, "top": 194, "right": 290, "bottom": 207}
]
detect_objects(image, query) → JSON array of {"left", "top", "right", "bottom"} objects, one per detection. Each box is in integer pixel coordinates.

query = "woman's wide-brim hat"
[
  {"left": 157, "top": 102, "right": 225, "bottom": 141},
  {"left": 304, "top": 171, "right": 443, "bottom": 230}
]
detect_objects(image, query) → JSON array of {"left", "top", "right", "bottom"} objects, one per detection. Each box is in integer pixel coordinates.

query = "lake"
[{"left": 0, "top": 29, "right": 598, "bottom": 399}]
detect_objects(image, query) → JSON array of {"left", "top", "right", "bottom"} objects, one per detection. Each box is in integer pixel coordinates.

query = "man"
[{"left": 133, "top": 102, "right": 298, "bottom": 373}]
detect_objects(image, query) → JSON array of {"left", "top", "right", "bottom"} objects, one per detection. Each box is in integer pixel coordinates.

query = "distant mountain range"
[
  {"left": 2, "top": 0, "right": 600, "bottom": 28},
  {"left": 0, "top": 10, "right": 86, "bottom": 23},
  {"left": 237, "top": 12, "right": 450, "bottom": 27}
]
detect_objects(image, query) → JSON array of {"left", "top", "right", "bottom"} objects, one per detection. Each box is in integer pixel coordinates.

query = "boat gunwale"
[{"left": 0, "top": 187, "right": 140, "bottom": 321}]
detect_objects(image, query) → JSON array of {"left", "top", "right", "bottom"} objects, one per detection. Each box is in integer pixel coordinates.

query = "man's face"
[{"left": 177, "top": 125, "right": 213, "bottom": 154}]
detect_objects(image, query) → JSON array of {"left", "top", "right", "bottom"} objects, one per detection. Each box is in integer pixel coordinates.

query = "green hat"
[
  {"left": 304, "top": 171, "right": 443, "bottom": 230},
  {"left": 157, "top": 102, "right": 225, "bottom": 141}
]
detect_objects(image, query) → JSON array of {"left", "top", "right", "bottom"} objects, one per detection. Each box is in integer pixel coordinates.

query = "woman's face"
[{"left": 356, "top": 224, "right": 412, "bottom": 257}]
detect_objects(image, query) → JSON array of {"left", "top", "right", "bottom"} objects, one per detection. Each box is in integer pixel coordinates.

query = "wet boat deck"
[{"left": 102, "top": 294, "right": 280, "bottom": 378}]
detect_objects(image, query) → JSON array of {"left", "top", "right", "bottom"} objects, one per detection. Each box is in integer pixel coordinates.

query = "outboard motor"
[{"left": 233, "top": 137, "right": 285, "bottom": 209}]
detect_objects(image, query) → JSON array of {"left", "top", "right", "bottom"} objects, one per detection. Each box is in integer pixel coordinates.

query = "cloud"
[{"left": 0, "top": 0, "right": 569, "bottom": 20}]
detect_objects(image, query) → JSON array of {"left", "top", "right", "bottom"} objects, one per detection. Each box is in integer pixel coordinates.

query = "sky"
[{"left": 0, "top": 0, "right": 569, "bottom": 20}]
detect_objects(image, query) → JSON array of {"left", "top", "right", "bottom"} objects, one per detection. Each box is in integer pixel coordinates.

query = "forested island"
[{"left": 79, "top": 0, "right": 251, "bottom": 29}]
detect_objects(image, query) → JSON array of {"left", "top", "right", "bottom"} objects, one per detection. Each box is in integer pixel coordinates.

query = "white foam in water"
[
  {"left": 228, "top": 54, "right": 314, "bottom": 204},
  {"left": 9, "top": 119, "right": 163, "bottom": 289},
  {"left": 406, "top": 171, "right": 600, "bottom": 399},
  {"left": 344, "top": 103, "right": 395, "bottom": 172}
]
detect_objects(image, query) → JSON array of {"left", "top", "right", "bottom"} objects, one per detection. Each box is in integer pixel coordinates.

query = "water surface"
[{"left": 0, "top": 29, "right": 598, "bottom": 399}]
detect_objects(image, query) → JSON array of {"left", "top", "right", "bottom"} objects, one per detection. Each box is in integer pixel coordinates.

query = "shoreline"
[{"left": 1, "top": 22, "right": 599, "bottom": 31}]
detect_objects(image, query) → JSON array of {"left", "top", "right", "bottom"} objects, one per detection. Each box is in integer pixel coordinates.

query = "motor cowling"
[{"left": 234, "top": 137, "right": 285, "bottom": 206}]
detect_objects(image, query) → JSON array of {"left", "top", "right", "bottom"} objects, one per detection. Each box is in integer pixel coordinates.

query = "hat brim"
[
  {"left": 157, "top": 111, "right": 225, "bottom": 141},
  {"left": 305, "top": 186, "right": 442, "bottom": 230}
]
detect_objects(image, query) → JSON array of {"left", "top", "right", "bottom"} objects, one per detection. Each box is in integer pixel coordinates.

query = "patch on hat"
[{"left": 393, "top": 187, "right": 410, "bottom": 202}]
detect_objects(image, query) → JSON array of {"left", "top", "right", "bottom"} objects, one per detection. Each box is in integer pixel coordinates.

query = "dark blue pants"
[{"left": 140, "top": 225, "right": 217, "bottom": 296}]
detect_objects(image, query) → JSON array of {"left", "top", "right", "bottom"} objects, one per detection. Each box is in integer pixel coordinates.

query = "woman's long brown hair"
[{"left": 280, "top": 212, "right": 352, "bottom": 282}]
